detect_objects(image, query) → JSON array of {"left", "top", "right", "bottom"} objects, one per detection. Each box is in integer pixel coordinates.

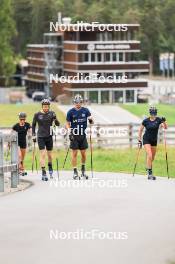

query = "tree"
[
  {"left": 13, "top": 0, "right": 33, "bottom": 55},
  {"left": 0, "top": 0, "right": 16, "bottom": 82},
  {"left": 139, "top": 0, "right": 164, "bottom": 74},
  {"left": 31, "top": 0, "right": 58, "bottom": 43},
  {"left": 161, "top": 0, "right": 175, "bottom": 52}
]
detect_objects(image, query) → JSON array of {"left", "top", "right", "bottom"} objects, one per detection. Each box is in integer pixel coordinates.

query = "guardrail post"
[
  {"left": 0, "top": 133, "right": 4, "bottom": 192},
  {"left": 11, "top": 133, "right": 19, "bottom": 188},
  {"left": 129, "top": 123, "right": 133, "bottom": 148},
  {"left": 96, "top": 124, "right": 101, "bottom": 149}
]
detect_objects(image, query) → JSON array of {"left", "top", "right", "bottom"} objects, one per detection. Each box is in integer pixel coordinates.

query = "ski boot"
[
  {"left": 81, "top": 170, "right": 88, "bottom": 180},
  {"left": 147, "top": 169, "right": 156, "bottom": 180},
  {"left": 19, "top": 171, "right": 23, "bottom": 177},
  {"left": 48, "top": 163, "right": 53, "bottom": 179},
  {"left": 42, "top": 168, "right": 48, "bottom": 181},
  {"left": 73, "top": 169, "right": 80, "bottom": 180},
  {"left": 81, "top": 165, "right": 88, "bottom": 180}
]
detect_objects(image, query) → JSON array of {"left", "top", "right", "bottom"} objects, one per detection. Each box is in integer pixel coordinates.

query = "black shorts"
[
  {"left": 18, "top": 141, "right": 27, "bottom": 149},
  {"left": 70, "top": 135, "right": 88, "bottom": 150},
  {"left": 38, "top": 136, "right": 53, "bottom": 151},
  {"left": 143, "top": 137, "right": 157, "bottom": 147}
]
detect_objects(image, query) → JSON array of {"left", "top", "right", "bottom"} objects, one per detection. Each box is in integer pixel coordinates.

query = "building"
[{"left": 26, "top": 19, "right": 149, "bottom": 103}]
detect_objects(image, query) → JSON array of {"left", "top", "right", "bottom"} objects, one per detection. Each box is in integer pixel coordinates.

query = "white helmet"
[{"left": 73, "top": 94, "right": 83, "bottom": 104}]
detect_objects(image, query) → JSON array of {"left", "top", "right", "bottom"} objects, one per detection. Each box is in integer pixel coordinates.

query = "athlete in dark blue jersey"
[
  {"left": 66, "top": 94, "right": 94, "bottom": 180},
  {"left": 138, "top": 106, "right": 167, "bottom": 180}
]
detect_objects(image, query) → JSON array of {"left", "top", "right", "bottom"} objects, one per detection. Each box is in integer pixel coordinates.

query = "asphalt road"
[
  {"left": 58, "top": 105, "right": 141, "bottom": 124},
  {"left": 0, "top": 171, "right": 175, "bottom": 264}
]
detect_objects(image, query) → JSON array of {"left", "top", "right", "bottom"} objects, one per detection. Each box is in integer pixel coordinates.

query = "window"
[
  {"left": 101, "top": 91, "right": 110, "bottom": 104},
  {"left": 113, "top": 91, "right": 123, "bottom": 103},
  {"left": 119, "top": 53, "right": 123, "bottom": 61},
  {"left": 126, "top": 90, "right": 135, "bottom": 103},
  {"left": 84, "top": 53, "right": 89, "bottom": 62},
  {"left": 97, "top": 53, "right": 101, "bottom": 62},
  {"left": 105, "top": 53, "right": 110, "bottom": 62},
  {"left": 112, "top": 53, "right": 117, "bottom": 62},
  {"left": 91, "top": 53, "right": 95, "bottom": 62},
  {"left": 89, "top": 91, "right": 98, "bottom": 103}
]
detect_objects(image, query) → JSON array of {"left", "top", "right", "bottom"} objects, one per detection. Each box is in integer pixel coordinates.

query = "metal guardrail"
[
  {"left": 0, "top": 123, "right": 175, "bottom": 151},
  {"left": 0, "top": 132, "right": 19, "bottom": 192}
]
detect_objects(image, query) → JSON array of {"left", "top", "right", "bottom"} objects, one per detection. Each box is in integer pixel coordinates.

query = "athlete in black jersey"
[
  {"left": 12, "top": 112, "right": 31, "bottom": 176},
  {"left": 138, "top": 106, "right": 167, "bottom": 180},
  {"left": 32, "top": 99, "right": 60, "bottom": 180}
]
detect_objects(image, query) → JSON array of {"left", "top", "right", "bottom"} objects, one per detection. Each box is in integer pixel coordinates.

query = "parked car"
[
  {"left": 9, "top": 91, "right": 23, "bottom": 103},
  {"left": 32, "top": 92, "right": 46, "bottom": 102}
]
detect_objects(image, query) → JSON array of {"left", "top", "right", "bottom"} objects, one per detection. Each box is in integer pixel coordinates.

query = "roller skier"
[
  {"left": 12, "top": 113, "right": 31, "bottom": 176},
  {"left": 32, "top": 99, "right": 60, "bottom": 181},
  {"left": 138, "top": 106, "right": 167, "bottom": 180},
  {"left": 66, "top": 94, "right": 94, "bottom": 180}
]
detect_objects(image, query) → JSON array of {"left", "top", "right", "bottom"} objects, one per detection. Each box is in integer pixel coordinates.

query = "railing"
[
  {"left": 0, "top": 132, "right": 19, "bottom": 192},
  {"left": 0, "top": 124, "right": 175, "bottom": 151},
  {"left": 90, "top": 123, "right": 175, "bottom": 148}
]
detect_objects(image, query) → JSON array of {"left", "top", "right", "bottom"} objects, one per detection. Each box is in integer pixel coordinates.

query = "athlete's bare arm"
[
  {"left": 138, "top": 125, "right": 144, "bottom": 141},
  {"left": 66, "top": 121, "right": 71, "bottom": 130},
  {"left": 161, "top": 120, "right": 168, "bottom": 130}
]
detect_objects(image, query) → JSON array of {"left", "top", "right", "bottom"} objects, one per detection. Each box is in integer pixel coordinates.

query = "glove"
[
  {"left": 89, "top": 118, "right": 93, "bottom": 124},
  {"left": 53, "top": 112, "right": 60, "bottom": 126},
  {"left": 32, "top": 135, "right": 36, "bottom": 143},
  {"left": 69, "top": 132, "right": 74, "bottom": 142},
  {"left": 138, "top": 140, "right": 142, "bottom": 149},
  {"left": 161, "top": 117, "right": 166, "bottom": 122}
]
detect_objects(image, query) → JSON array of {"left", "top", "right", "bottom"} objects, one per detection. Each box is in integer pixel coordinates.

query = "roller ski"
[
  {"left": 81, "top": 165, "right": 88, "bottom": 180},
  {"left": 73, "top": 169, "right": 80, "bottom": 180},
  {"left": 42, "top": 168, "right": 48, "bottom": 181},
  {"left": 147, "top": 169, "right": 156, "bottom": 180},
  {"left": 21, "top": 171, "right": 27, "bottom": 177},
  {"left": 48, "top": 163, "right": 54, "bottom": 179},
  {"left": 19, "top": 171, "right": 27, "bottom": 177}
]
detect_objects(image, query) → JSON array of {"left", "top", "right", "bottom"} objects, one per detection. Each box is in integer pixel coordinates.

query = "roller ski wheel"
[
  {"left": 19, "top": 171, "right": 23, "bottom": 177},
  {"left": 81, "top": 172, "right": 88, "bottom": 180},
  {"left": 49, "top": 169, "right": 54, "bottom": 179},
  {"left": 42, "top": 170, "right": 48, "bottom": 181},
  {"left": 148, "top": 175, "right": 156, "bottom": 180},
  {"left": 73, "top": 170, "right": 80, "bottom": 180},
  {"left": 21, "top": 172, "right": 27, "bottom": 176}
]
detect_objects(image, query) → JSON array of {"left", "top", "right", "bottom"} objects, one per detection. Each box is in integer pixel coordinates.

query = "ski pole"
[
  {"left": 54, "top": 125, "right": 59, "bottom": 180},
  {"left": 56, "top": 157, "right": 59, "bottom": 180},
  {"left": 35, "top": 155, "right": 38, "bottom": 174},
  {"left": 89, "top": 124, "right": 94, "bottom": 178},
  {"left": 54, "top": 127, "right": 59, "bottom": 180},
  {"left": 163, "top": 129, "right": 169, "bottom": 179},
  {"left": 133, "top": 147, "right": 141, "bottom": 177},
  {"left": 32, "top": 142, "right": 36, "bottom": 173},
  {"left": 63, "top": 146, "right": 70, "bottom": 169}
]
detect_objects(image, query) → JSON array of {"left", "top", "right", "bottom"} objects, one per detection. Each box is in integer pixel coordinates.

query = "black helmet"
[
  {"left": 73, "top": 94, "right": 83, "bottom": 104},
  {"left": 19, "top": 112, "right": 27, "bottom": 119},
  {"left": 149, "top": 106, "right": 157, "bottom": 116},
  {"left": 41, "top": 98, "right": 50, "bottom": 105}
]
